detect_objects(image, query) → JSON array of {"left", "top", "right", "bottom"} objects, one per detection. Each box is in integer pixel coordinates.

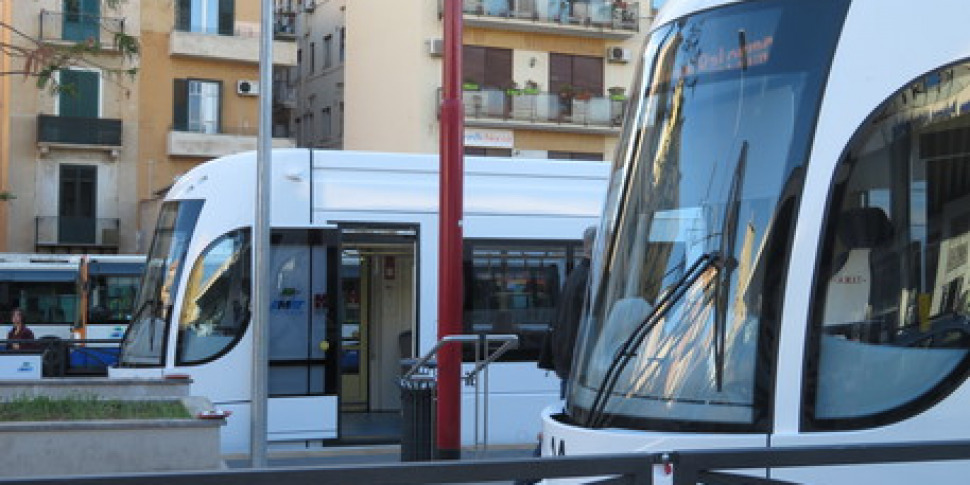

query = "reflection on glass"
[
  {"left": 570, "top": 0, "right": 849, "bottom": 429},
  {"left": 812, "top": 62, "right": 970, "bottom": 425},
  {"left": 119, "top": 200, "right": 203, "bottom": 366},
  {"left": 177, "top": 229, "right": 251, "bottom": 364}
]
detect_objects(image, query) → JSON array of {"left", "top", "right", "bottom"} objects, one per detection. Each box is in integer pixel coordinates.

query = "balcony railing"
[
  {"left": 275, "top": 10, "right": 297, "bottom": 39},
  {"left": 442, "top": 0, "right": 640, "bottom": 34},
  {"left": 39, "top": 10, "right": 127, "bottom": 45},
  {"left": 444, "top": 87, "right": 627, "bottom": 129},
  {"left": 35, "top": 217, "right": 120, "bottom": 249},
  {"left": 37, "top": 115, "right": 123, "bottom": 147}
]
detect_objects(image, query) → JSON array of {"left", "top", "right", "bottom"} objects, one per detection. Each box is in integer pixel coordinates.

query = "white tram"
[
  {"left": 541, "top": 0, "right": 970, "bottom": 483},
  {"left": 111, "top": 150, "right": 607, "bottom": 453}
]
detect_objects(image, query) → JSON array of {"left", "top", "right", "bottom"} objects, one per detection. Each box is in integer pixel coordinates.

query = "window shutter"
[
  {"left": 173, "top": 79, "right": 187, "bottom": 131},
  {"left": 218, "top": 0, "right": 235, "bottom": 36}
]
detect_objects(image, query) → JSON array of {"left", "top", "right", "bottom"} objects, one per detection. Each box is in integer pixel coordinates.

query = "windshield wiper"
[
  {"left": 585, "top": 251, "right": 722, "bottom": 428},
  {"left": 713, "top": 141, "right": 748, "bottom": 391}
]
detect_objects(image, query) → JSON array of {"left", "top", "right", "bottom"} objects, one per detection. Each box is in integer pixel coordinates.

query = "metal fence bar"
[
  {"left": 0, "top": 453, "right": 660, "bottom": 485},
  {"left": 670, "top": 440, "right": 970, "bottom": 485}
]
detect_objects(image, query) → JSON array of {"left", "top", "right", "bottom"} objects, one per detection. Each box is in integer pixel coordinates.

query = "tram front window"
[
  {"left": 808, "top": 62, "right": 970, "bottom": 428},
  {"left": 569, "top": 0, "right": 849, "bottom": 431},
  {"left": 118, "top": 201, "right": 203, "bottom": 367}
]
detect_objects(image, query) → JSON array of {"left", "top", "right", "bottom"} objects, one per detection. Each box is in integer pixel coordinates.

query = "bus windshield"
[
  {"left": 569, "top": 0, "right": 850, "bottom": 430},
  {"left": 118, "top": 200, "right": 203, "bottom": 366}
]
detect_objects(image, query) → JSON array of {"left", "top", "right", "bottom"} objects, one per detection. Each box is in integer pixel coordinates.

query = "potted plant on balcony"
[
  {"left": 558, "top": 84, "right": 575, "bottom": 100},
  {"left": 574, "top": 88, "right": 592, "bottom": 101},
  {"left": 523, "top": 80, "right": 541, "bottom": 95},
  {"left": 505, "top": 81, "right": 523, "bottom": 96},
  {"left": 608, "top": 86, "right": 627, "bottom": 100},
  {"left": 463, "top": 78, "right": 481, "bottom": 91}
]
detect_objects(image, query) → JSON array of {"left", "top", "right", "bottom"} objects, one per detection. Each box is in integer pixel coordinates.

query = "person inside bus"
[{"left": 7, "top": 308, "right": 36, "bottom": 351}]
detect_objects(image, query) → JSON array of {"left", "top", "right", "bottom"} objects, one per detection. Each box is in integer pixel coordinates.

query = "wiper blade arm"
[
  {"left": 586, "top": 251, "right": 721, "bottom": 428},
  {"left": 714, "top": 141, "right": 748, "bottom": 392}
]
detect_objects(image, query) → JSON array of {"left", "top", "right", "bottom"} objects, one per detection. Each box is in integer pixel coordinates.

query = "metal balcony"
[
  {"left": 39, "top": 9, "right": 127, "bottom": 45},
  {"left": 441, "top": 0, "right": 641, "bottom": 39},
  {"left": 35, "top": 216, "right": 120, "bottom": 250},
  {"left": 37, "top": 115, "right": 122, "bottom": 147},
  {"left": 442, "top": 87, "right": 626, "bottom": 134}
]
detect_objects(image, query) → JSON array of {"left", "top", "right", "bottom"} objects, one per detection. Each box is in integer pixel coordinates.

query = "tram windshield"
[
  {"left": 569, "top": 0, "right": 850, "bottom": 430},
  {"left": 118, "top": 201, "right": 203, "bottom": 366}
]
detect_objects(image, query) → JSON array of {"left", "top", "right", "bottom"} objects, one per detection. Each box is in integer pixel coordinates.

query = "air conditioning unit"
[
  {"left": 427, "top": 38, "right": 444, "bottom": 57},
  {"left": 607, "top": 46, "right": 632, "bottom": 63},
  {"left": 304, "top": 0, "right": 316, "bottom": 12},
  {"left": 236, "top": 80, "right": 259, "bottom": 96}
]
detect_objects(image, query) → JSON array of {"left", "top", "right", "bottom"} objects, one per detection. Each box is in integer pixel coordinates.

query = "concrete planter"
[{"left": 0, "top": 378, "right": 226, "bottom": 478}]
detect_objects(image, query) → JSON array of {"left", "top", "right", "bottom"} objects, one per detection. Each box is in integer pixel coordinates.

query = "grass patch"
[{"left": 0, "top": 396, "right": 192, "bottom": 421}]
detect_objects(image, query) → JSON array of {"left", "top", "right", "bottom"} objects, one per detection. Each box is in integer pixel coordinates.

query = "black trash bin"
[{"left": 400, "top": 377, "right": 436, "bottom": 461}]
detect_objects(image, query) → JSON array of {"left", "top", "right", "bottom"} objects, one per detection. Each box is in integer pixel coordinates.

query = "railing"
[
  {"left": 403, "top": 334, "right": 519, "bottom": 454},
  {"left": 37, "top": 115, "right": 122, "bottom": 146},
  {"left": 273, "top": 83, "right": 297, "bottom": 107},
  {"left": 274, "top": 10, "right": 297, "bottom": 38},
  {"left": 442, "top": 0, "right": 641, "bottom": 33},
  {"left": 0, "top": 338, "right": 122, "bottom": 377},
  {"left": 442, "top": 87, "right": 627, "bottom": 128},
  {"left": 39, "top": 10, "right": 127, "bottom": 45},
  {"left": 6, "top": 440, "right": 970, "bottom": 484},
  {"left": 170, "top": 124, "right": 260, "bottom": 137},
  {"left": 35, "top": 216, "right": 120, "bottom": 248}
]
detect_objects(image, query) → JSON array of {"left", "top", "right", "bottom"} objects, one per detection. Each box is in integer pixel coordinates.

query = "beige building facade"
[
  {"left": 299, "top": 0, "right": 652, "bottom": 160},
  {"left": 0, "top": 0, "right": 141, "bottom": 253}
]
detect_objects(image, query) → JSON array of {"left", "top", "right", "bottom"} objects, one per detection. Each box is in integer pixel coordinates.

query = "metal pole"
[
  {"left": 250, "top": 0, "right": 274, "bottom": 468},
  {"left": 437, "top": 0, "right": 464, "bottom": 461}
]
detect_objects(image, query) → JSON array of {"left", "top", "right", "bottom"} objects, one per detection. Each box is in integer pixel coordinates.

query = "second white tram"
[
  {"left": 112, "top": 150, "right": 607, "bottom": 453},
  {"left": 542, "top": 0, "right": 970, "bottom": 483}
]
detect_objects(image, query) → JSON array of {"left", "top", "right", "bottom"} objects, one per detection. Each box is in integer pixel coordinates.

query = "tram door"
[
  {"left": 266, "top": 229, "right": 340, "bottom": 442},
  {"left": 338, "top": 226, "right": 417, "bottom": 443}
]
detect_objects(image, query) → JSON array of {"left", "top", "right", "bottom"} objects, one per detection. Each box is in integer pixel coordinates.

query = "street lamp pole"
[{"left": 437, "top": 0, "right": 464, "bottom": 461}]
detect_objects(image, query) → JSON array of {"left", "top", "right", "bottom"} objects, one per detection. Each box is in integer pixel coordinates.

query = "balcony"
[
  {"left": 444, "top": 87, "right": 626, "bottom": 134},
  {"left": 37, "top": 115, "right": 122, "bottom": 148},
  {"left": 170, "top": 28, "right": 298, "bottom": 66},
  {"left": 441, "top": 0, "right": 640, "bottom": 39},
  {"left": 35, "top": 217, "right": 120, "bottom": 251},
  {"left": 274, "top": 10, "right": 297, "bottom": 40},
  {"left": 168, "top": 126, "right": 296, "bottom": 158},
  {"left": 39, "top": 10, "right": 127, "bottom": 46}
]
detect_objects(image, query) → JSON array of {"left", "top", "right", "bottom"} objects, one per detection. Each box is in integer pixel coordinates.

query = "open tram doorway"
[{"left": 337, "top": 225, "right": 417, "bottom": 444}]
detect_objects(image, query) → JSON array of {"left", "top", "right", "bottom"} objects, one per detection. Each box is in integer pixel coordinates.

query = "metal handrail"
[{"left": 401, "top": 333, "right": 520, "bottom": 454}]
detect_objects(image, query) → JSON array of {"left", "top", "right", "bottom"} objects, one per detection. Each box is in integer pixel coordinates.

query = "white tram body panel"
[{"left": 114, "top": 150, "right": 608, "bottom": 453}]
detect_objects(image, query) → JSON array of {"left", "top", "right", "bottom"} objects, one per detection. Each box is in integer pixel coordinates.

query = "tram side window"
[
  {"left": 176, "top": 229, "right": 252, "bottom": 365},
  {"left": 462, "top": 240, "right": 579, "bottom": 362},
  {"left": 809, "top": 62, "right": 970, "bottom": 428}
]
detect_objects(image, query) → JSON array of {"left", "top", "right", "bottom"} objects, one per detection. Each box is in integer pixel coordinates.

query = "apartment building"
[
  {"left": 296, "top": 0, "right": 652, "bottom": 160},
  {"left": 0, "top": 1, "right": 298, "bottom": 254},
  {"left": 0, "top": 0, "right": 141, "bottom": 253},
  {"left": 137, "top": 0, "right": 299, "bottom": 248}
]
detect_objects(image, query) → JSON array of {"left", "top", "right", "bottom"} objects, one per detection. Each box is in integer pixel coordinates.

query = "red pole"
[{"left": 437, "top": 0, "right": 464, "bottom": 461}]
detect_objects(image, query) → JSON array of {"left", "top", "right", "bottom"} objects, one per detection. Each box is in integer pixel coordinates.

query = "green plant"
[{"left": 0, "top": 395, "right": 191, "bottom": 421}]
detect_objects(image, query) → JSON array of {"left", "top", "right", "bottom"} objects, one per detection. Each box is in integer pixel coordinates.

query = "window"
[
  {"left": 464, "top": 147, "right": 513, "bottom": 157},
  {"left": 321, "top": 107, "right": 331, "bottom": 142},
  {"left": 309, "top": 42, "right": 315, "bottom": 73},
  {"left": 339, "top": 27, "right": 345, "bottom": 63},
  {"left": 176, "top": 229, "right": 251, "bottom": 365},
  {"left": 58, "top": 69, "right": 100, "bottom": 118},
  {"left": 62, "top": 0, "right": 100, "bottom": 42},
  {"left": 462, "top": 240, "right": 582, "bottom": 361},
  {"left": 550, "top": 53, "right": 604, "bottom": 117},
  {"left": 173, "top": 79, "right": 221, "bottom": 134},
  {"left": 807, "top": 61, "right": 970, "bottom": 429},
  {"left": 323, "top": 34, "right": 332, "bottom": 69},
  {"left": 548, "top": 151, "right": 604, "bottom": 161},
  {"left": 175, "top": 0, "right": 234, "bottom": 35},
  {"left": 463, "top": 45, "right": 512, "bottom": 90},
  {"left": 58, "top": 165, "right": 97, "bottom": 245}
]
